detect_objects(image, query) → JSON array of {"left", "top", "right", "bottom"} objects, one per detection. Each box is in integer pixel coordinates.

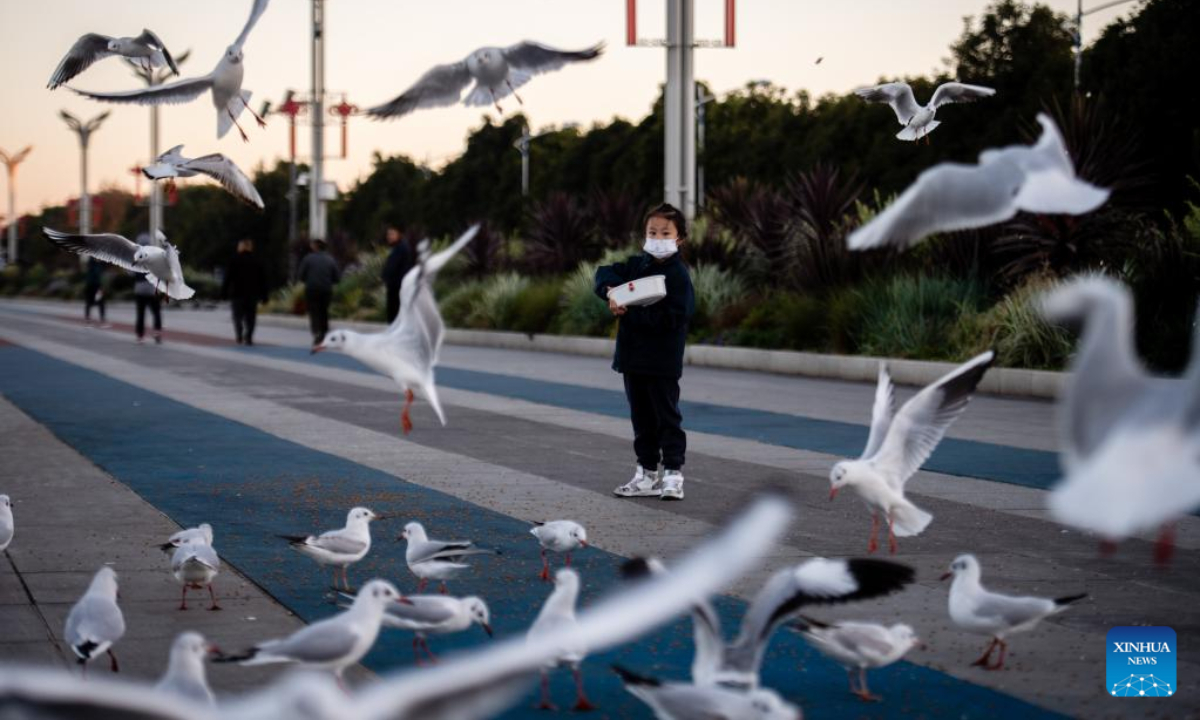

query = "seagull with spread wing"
[
  {"left": 48, "top": 29, "right": 178, "bottom": 89},
  {"left": 856, "top": 80, "right": 995, "bottom": 142},
  {"left": 399, "top": 521, "right": 500, "bottom": 595},
  {"left": 314, "top": 225, "right": 479, "bottom": 434},
  {"left": 68, "top": 0, "right": 271, "bottom": 141},
  {"left": 829, "top": 352, "right": 995, "bottom": 553},
  {"left": 847, "top": 114, "right": 1110, "bottom": 251},
  {"left": 367, "top": 41, "right": 603, "bottom": 119},
  {"left": 43, "top": 227, "right": 195, "bottom": 301},
  {"left": 143, "top": 145, "right": 264, "bottom": 209}
]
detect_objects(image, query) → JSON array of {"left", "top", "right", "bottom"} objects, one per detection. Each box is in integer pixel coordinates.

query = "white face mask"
[{"left": 644, "top": 237, "right": 678, "bottom": 259}]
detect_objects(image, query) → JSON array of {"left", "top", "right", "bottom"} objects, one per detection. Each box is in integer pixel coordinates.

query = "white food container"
[{"left": 607, "top": 275, "right": 668, "bottom": 307}]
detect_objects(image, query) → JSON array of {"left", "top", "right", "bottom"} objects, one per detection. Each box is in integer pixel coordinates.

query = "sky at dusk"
[{"left": 0, "top": 0, "right": 1136, "bottom": 218}]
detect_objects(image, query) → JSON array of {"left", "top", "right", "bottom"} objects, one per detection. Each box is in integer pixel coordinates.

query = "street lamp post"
[
  {"left": 695, "top": 87, "right": 715, "bottom": 211},
  {"left": 126, "top": 51, "right": 189, "bottom": 241},
  {"left": 0, "top": 146, "right": 33, "bottom": 265},
  {"left": 310, "top": 0, "right": 327, "bottom": 243},
  {"left": 1072, "top": 0, "right": 1138, "bottom": 92},
  {"left": 513, "top": 122, "right": 577, "bottom": 197},
  {"left": 59, "top": 111, "right": 110, "bottom": 234}
]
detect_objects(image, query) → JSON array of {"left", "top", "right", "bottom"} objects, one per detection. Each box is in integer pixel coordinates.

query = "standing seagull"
[
  {"left": 847, "top": 114, "right": 1110, "bottom": 251},
  {"left": 367, "top": 41, "right": 603, "bottom": 119},
  {"left": 314, "top": 225, "right": 479, "bottom": 434},
  {"left": 793, "top": 616, "right": 921, "bottom": 702},
  {"left": 364, "top": 593, "right": 492, "bottom": 665},
  {"left": 279, "top": 507, "right": 385, "bottom": 591},
  {"left": 1041, "top": 276, "right": 1200, "bottom": 562},
  {"left": 0, "top": 495, "right": 12, "bottom": 552},
  {"left": 613, "top": 665, "right": 800, "bottom": 720},
  {"left": 829, "top": 352, "right": 995, "bottom": 553},
  {"left": 527, "top": 568, "right": 594, "bottom": 711},
  {"left": 943, "top": 554, "right": 1086, "bottom": 670},
  {"left": 43, "top": 227, "right": 195, "bottom": 301},
  {"left": 171, "top": 538, "right": 221, "bottom": 611},
  {"left": 68, "top": 0, "right": 271, "bottom": 141},
  {"left": 154, "top": 632, "right": 219, "bottom": 706},
  {"left": 143, "top": 145, "right": 264, "bottom": 209},
  {"left": 216, "top": 579, "right": 409, "bottom": 687},
  {"left": 160, "top": 523, "right": 214, "bottom": 552},
  {"left": 856, "top": 81, "right": 994, "bottom": 142},
  {"left": 399, "top": 521, "right": 499, "bottom": 594},
  {"left": 64, "top": 566, "right": 126, "bottom": 675},
  {"left": 530, "top": 520, "right": 588, "bottom": 581},
  {"left": 48, "top": 30, "right": 178, "bottom": 89}
]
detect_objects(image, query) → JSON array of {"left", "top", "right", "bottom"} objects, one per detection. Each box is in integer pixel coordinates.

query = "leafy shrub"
[
  {"left": 523, "top": 192, "right": 599, "bottom": 274},
  {"left": 466, "top": 272, "right": 529, "bottom": 329},
  {"left": 732, "top": 292, "right": 828, "bottom": 350},
  {"left": 954, "top": 274, "right": 1073, "bottom": 369},
  {"left": 509, "top": 279, "right": 563, "bottom": 335},
  {"left": 557, "top": 260, "right": 614, "bottom": 337},
  {"left": 690, "top": 263, "right": 750, "bottom": 333},
  {"left": 439, "top": 279, "right": 486, "bottom": 328},
  {"left": 851, "top": 274, "right": 986, "bottom": 359}
]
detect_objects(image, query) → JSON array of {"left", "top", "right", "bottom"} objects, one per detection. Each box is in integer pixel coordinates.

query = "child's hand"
[{"left": 607, "top": 292, "right": 627, "bottom": 316}]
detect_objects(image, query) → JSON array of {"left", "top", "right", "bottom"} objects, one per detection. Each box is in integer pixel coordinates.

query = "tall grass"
[
  {"left": 466, "top": 272, "right": 529, "bottom": 329},
  {"left": 852, "top": 274, "right": 986, "bottom": 359},
  {"left": 957, "top": 274, "right": 1074, "bottom": 369}
]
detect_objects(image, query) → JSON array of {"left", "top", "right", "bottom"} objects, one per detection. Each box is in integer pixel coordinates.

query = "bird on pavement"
[
  {"left": 399, "top": 521, "right": 499, "bottom": 594},
  {"left": 279, "top": 507, "right": 386, "bottom": 591},
  {"left": 793, "top": 615, "right": 922, "bottom": 702},
  {"left": 154, "top": 632, "right": 220, "bottom": 706},
  {"left": 530, "top": 520, "right": 588, "bottom": 581},
  {"left": 64, "top": 566, "right": 126, "bottom": 675},
  {"left": 613, "top": 664, "right": 800, "bottom": 720}
]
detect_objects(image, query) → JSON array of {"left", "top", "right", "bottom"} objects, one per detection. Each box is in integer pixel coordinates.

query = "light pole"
[
  {"left": 310, "top": 0, "right": 327, "bottom": 243},
  {"left": 126, "top": 51, "right": 189, "bottom": 241},
  {"left": 1071, "top": 0, "right": 1138, "bottom": 92},
  {"left": 513, "top": 122, "right": 577, "bottom": 197},
  {"left": 59, "top": 111, "right": 110, "bottom": 234},
  {"left": 695, "top": 87, "right": 715, "bottom": 211},
  {"left": 0, "top": 146, "right": 33, "bottom": 265}
]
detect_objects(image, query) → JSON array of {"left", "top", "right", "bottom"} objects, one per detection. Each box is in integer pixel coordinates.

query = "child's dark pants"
[{"left": 623, "top": 372, "right": 686, "bottom": 471}]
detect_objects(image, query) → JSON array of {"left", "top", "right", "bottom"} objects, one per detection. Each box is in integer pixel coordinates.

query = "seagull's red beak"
[
  {"left": 828, "top": 487, "right": 839, "bottom": 501},
  {"left": 482, "top": 623, "right": 494, "bottom": 638},
  {"left": 206, "top": 644, "right": 222, "bottom": 656},
  {"left": 579, "top": 539, "right": 588, "bottom": 548},
  {"left": 310, "top": 344, "right": 326, "bottom": 355},
  {"left": 939, "top": 572, "right": 953, "bottom": 581}
]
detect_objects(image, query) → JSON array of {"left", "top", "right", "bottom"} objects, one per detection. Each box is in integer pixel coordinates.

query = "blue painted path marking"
[{"left": 0, "top": 344, "right": 1064, "bottom": 718}]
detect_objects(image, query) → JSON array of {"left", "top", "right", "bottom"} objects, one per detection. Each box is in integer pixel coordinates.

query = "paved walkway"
[{"left": 0, "top": 299, "right": 1196, "bottom": 719}]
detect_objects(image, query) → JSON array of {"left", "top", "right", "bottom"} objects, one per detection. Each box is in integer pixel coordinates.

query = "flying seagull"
[
  {"left": 143, "top": 145, "right": 264, "bottom": 209},
  {"left": 314, "top": 225, "right": 480, "bottom": 434},
  {"left": 48, "top": 29, "right": 178, "bottom": 89},
  {"left": 847, "top": 114, "right": 1110, "bottom": 251},
  {"left": 856, "top": 80, "right": 995, "bottom": 142},
  {"left": 68, "top": 0, "right": 272, "bottom": 141},
  {"left": 44, "top": 227, "right": 195, "bottom": 301},
  {"left": 366, "top": 41, "right": 604, "bottom": 119},
  {"left": 943, "top": 554, "right": 1086, "bottom": 670},
  {"left": 829, "top": 352, "right": 994, "bottom": 553}
]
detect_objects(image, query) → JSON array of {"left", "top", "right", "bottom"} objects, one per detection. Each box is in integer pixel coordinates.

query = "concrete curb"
[{"left": 258, "top": 313, "right": 1064, "bottom": 399}]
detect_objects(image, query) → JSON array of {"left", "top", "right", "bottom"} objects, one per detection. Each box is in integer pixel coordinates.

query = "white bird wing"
[
  {"left": 164, "top": 244, "right": 196, "bottom": 300},
  {"left": 365, "top": 61, "right": 473, "bottom": 119},
  {"left": 973, "top": 593, "right": 1054, "bottom": 628},
  {"left": 1010, "top": 114, "right": 1110, "bottom": 215},
  {"left": 869, "top": 351, "right": 995, "bottom": 489},
  {"left": 855, "top": 82, "right": 921, "bottom": 125},
  {"left": 43, "top": 228, "right": 141, "bottom": 272},
  {"left": 48, "top": 33, "right": 114, "bottom": 89},
  {"left": 69, "top": 74, "right": 214, "bottom": 106},
  {"left": 181, "top": 154, "right": 265, "bottom": 208},
  {"left": 309, "top": 530, "right": 367, "bottom": 556},
  {"left": 846, "top": 159, "right": 1025, "bottom": 250},
  {"left": 860, "top": 362, "right": 895, "bottom": 459},
  {"left": 929, "top": 82, "right": 996, "bottom": 110},
  {"left": 349, "top": 494, "right": 793, "bottom": 720},
  {"left": 134, "top": 29, "right": 178, "bottom": 75},
  {"left": 0, "top": 667, "right": 214, "bottom": 720},
  {"left": 384, "top": 596, "right": 460, "bottom": 626},
  {"left": 172, "top": 542, "right": 220, "bottom": 572},
  {"left": 816, "top": 623, "right": 897, "bottom": 664},
  {"left": 502, "top": 41, "right": 604, "bottom": 77},
  {"left": 233, "top": 0, "right": 271, "bottom": 50},
  {"left": 410, "top": 540, "right": 488, "bottom": 564},
  {"left": 259, "top": 619, "right": 362, "bottom": 663},
  {"left": 66, "top": 594, "right": 125, "bottom": 647}
]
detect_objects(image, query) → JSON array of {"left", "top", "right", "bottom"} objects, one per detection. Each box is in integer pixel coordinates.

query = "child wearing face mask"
[{"left": 594, "top": 203, "right": 696, "bottom": 500}]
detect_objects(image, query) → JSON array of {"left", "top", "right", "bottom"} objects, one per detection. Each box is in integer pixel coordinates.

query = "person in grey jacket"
[{"left": 297, "top": 239, "right": 340, "bottom": 347}]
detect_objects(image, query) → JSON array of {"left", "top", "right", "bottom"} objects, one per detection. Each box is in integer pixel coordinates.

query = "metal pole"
[
  {"left": 310, "top": 0, "right": 326, "bottom": 242},
  {"left": 696, "top": 88, "right": 712, "bottom": 212},
  {"left": 681, "top": 0, "right": 695, "bottom": 219},
  {"left": 516, "top": 126, "right": 531, "bottom": 197},
  {"left": 149, "top": 85, "right": 162, "bottom": 240},
  {"left": 79, "top": 132, "right": 91, "bottom": 234},
  {"left": 664, "top": 0, "right": 681, "bottom": 209},
  {"left": 1073, "top": 0, "right": 1082, "bottom": 92},
  {"left": 6, "top": 167, "right": 14, "bottom": 263}
]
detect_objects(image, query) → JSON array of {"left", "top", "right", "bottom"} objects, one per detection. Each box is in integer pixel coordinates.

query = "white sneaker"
[
  {"left": 614, "top": 465, "right": 661, "bottom": 497},
  {"left": 660, "top": 471, "right": 684, "bottom": 500}
]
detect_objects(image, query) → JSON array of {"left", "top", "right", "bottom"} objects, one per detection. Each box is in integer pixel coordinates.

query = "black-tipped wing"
[
  {"left": 70, "top": 75, "right": 213, "bottom": 106},
  {"left": 43, "top": 228, "right": 140, "bottom": 272},
  {"left": 502, "top": 41, "right": 604, "bottom": 75},
  {"left": 135, "top": 28, "right": 178, "bottom": 75},
  {"left": 48, "top": 33, "right": 113, "bottom": 89},
  {"left": 366, "top": 61, "right": 472, "bottom": 119},
  {"left": 870, "top": 350, "right": 995, "bottom": 488},
  {"left": 182, "top": 154, "right": 264, "bottom": 208}
]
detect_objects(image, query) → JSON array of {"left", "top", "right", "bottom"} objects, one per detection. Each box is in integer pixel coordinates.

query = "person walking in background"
[
  {"left": 297, "top": 238, "right": 340, "bottom": 348},
  {"left": 380, "top": 225, "right": 413, "bottom": 324},
  {"left": 222, "top": 239, "right": 268, "bottom": 346},
  {"left": 133, "top": 234, "right": 163, "bottom": 345},
  {"left": 83, "top": 257, "right": 109, "bottom": 328}
]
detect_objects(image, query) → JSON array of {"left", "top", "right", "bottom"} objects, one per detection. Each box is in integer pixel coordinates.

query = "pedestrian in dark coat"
[
  {"left": 222, "top": 239, "right": 269, "bottom": 345},
  {"left": 380, "top": 226, "right": 414, "bottom": 324},
  {"left": 297, "top": 239, "right": 340, "bottom": 347}
]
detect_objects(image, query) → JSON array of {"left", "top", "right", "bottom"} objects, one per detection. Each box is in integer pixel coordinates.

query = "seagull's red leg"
[
  {"left": 342, "top": 567, "right": 351, "bottom": 591},
  {"left": 439, "top": 581, "right": 448, "bottom": 595},
  {"left": 229, "top": 109, "right": 249, "bottom": 142},
  {"left": 107, "top": 649, "right": 120, "bottom": 673},
  {"left": 490, "top": 88, "right": 502, "bottom": 114},
  {"left": 412, "top": 636, "right": 424, "bottom": 666},
  {"left": 416, "top": 578, "right": 428, "bottom": 593},
  {"left": 571, "top": 666, "right": 596, "bottom": 712},
  {"left": 564, "top": 552, "right": 572, "bottom": 568},
  {"left": 243, "top": 97, "right": 268, "bottom": 128},
  {"left": 971, "top": 638, "right": 998, "bottom": 667},
  {"left": 868, "top": 514, "right": 880, "bottom": 554},
  {"left": 855, "top": 668, "right": 881, "bottom": 702},
  {"left": 421, "top": 637, "right": 439, "bottom": 664},
  {"left": 401, "top": 389, "right": 414, "bottom": 435},
  {"left": 887, "top": 515, "right": 899, "bottom": 555},
  {"left": 179, "top": 585, "right": 188, "bottom": 611},
  {"left": 989, "top": 640, "right": 1008, "bottom": 670},
  {"left": 535, "top": 669, "right": 557, "bottom": 710},
  {"left": 1154, "top": 523, "right": 1176, "bottom": 565},
  {"left": 507, "top": 80, "right": 524, "bottom": 105},
  {"left": 539, "top": 548, "right": 550, "bottom": 581},
  {"left": 207, "top": 583, "right": 221, "bottom": 611},
  {"left": 846, "top": 668, "right": 857, "bottom": 694}
]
